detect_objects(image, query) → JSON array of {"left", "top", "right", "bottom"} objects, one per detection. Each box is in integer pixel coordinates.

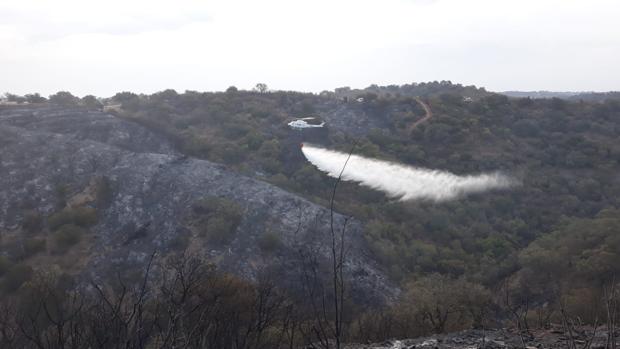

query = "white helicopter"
[{"left": 287, "top": 117, "right": 325, "bottom": 129}]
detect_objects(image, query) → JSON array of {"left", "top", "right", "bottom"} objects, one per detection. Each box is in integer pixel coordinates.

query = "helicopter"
[{"left": 287, "top": 117, "right": 325, "bottom": 129}]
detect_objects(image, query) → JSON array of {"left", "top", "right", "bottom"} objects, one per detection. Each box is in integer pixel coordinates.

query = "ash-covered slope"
[{"left": 0, "top": 106, "right": 396, "bottom": 303}]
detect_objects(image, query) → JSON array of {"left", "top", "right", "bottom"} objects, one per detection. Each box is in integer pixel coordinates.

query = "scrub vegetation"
[{"left": 1, "top": 83, "right": 619, "bottom": 347}]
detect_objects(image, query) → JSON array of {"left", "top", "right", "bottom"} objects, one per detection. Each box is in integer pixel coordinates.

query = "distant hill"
[
  {"left": 568, "top": 91, "right": 620, "bottom": 102},
  {"left": 333, "top": 81, "right": 492, "bottom": 100},
  {"left": 501, "top": 90, "right": 620, "bottom": 101},
  {"left": 500, "top": 90, "right": 581, "bottom": 99}
]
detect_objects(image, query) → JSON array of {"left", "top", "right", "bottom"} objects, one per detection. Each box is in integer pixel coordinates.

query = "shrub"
[
  {"left": 22, "top": 210, "right": 43, "bottom": 234},
  {"left": 258, "top": 231, "right": 283, "bottom": 253},
  {"left": 193, "top": 197, "right": 242, "bottom": 218},
  {"left": 192, "top": 197, "right": 243, "bottom": 245},
  {"left": 182, "top": 135, "right": 212, "bottom": 157},
  {"left": 0, "top": 256, "right": 10, "bottom": 276},
  {"left": 49, "top": 209, "right": 74, "bottom": 230},
  {"left": 222, "top": 122, "right": 251, "bottom": 139},
  {"left": 204, "top": 217, "right": 237, "bottom": 244},
  {"left": 23, "top": 238, "right": 47, "bottom": 258},
  {"left": 215, "top": 143, "right": 246, "bottom": 164},
  {"left": 512, "top": 119, "right": 539, "bottom": 137},
  {"left": 54, "top": 184, "right": 69, "bottom": 209},
  {"left": 400, "top": 274, "right": 492, "bottom": 332},
  {"left": 168, "top": 234, "right": 190, "bottom": 251},
  {"left": 242, "top": 130, "right": 264, "bottom": 150},
  {"left": 1, "top": 264, "right": 34, "bottom": 293},
  {"left": 261, "top": 158, "right": 282, "bottom": 174},
  {"left": 53, "top": 224, "right": 85, "bottom": 252},
  {"left": 95, "top": 177, "right": 114, "bottom": 207},
  {"left": 48, "top": 206, "right": 98, "bottom": 231},
  {"left": 258, "top": 140, "right": 281, "bottom": 159}
]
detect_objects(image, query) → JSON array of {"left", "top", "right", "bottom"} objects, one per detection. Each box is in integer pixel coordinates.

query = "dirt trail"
[{"left": 410, "top": 97, "right": 432, "bottom": 130}]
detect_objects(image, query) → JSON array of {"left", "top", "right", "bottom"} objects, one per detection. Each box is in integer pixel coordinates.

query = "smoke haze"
[{"left": 301, "top": 144, "right": 516, "bottom": 202}]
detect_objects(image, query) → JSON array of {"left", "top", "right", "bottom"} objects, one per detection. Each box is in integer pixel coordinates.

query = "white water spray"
[{"left": 301, "top": 144, "right": 516, "bottom": 202}]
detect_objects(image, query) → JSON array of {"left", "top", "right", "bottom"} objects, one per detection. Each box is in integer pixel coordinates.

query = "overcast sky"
[{"left": 1, "top": 0, "right": 618, "bottom": 97}]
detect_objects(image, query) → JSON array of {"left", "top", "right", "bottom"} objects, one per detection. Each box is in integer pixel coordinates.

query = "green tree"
[
  {"left": 520, "top": 208, "right": 620, "bottom": 282},
  {"left": 1, "top": 264, "right": 33, "bottom": 293},
  {"left": 49, "top": 91, "right": 80, "bottom": 106},
  {"left": 22, "top": 238, "right": 47, "bottom": 258},
  {"left": 254, "top": 83, "right": 268, "bottom": 93},
  {"left": 48, "top": 206, "right": 98, "bottom": 231},
  {"left": 4, "top": 93, "right": 26, "bottom": 103},
  {"left": 258, "top": 231, "right": 283, "bottom": 252},
  {"left": 193, "top": 197, "right": 244, "bottom": 245},
  {"left": 25, "top": 93, "right": 47, "bottom": 103},
  {"left": 81, "top": 95, "right": 103, "bottom": 109},
  {"left": 53, "top": 224, "right": 86, "bottom": 252},
  {"left": 401, "top": 274, "right": 492, "bottom": 333}
]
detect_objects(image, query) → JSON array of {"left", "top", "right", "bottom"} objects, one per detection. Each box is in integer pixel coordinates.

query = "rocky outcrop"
[{"left": 0, "top": 106, "right": 397, "bottom": 303}]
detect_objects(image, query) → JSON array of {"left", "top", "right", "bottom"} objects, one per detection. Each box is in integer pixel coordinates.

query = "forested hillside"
[
  {"left": 105, "top": 82, "right": 620, "bottom": 283},
  {"left": 1, "top": 82, "right": 619, "bottom": 347}
]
